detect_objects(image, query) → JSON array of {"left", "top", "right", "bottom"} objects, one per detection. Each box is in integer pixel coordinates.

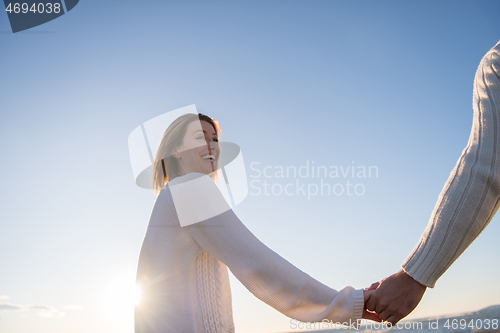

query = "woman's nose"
[{"left": 207, "top": 141, "right": 218, "bottom": 150}]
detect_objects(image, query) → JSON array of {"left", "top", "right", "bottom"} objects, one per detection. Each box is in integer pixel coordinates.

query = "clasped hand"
[{"left": 362, "top": 269, "right": 427, "bottom": 325}]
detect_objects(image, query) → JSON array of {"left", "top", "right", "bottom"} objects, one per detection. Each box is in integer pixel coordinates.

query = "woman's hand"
[{"left": 362, "top": 289, "right": 382, "bottom": 322}]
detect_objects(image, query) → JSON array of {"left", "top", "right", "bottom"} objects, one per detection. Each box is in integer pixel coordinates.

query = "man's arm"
[{"left": 367, "top": 39, "right": 500, "bottom": 324}]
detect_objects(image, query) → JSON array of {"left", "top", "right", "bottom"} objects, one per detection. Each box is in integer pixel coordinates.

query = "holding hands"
[{"left": 364, "top": 270, "right": 427, "bottom": 325}]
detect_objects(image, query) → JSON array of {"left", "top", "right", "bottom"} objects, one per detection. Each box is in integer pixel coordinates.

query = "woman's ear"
[{"left": 172, "top": 149, "right": 181, "bottom": 159}]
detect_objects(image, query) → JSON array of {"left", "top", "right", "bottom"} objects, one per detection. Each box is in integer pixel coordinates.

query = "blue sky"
[{"left": 1, "top": 1, "right": 500, "bottom": 332}]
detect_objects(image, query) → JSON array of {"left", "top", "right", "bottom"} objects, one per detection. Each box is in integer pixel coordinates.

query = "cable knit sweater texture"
[
  {"left": 402, "top": 40, "right": 500, "bottom": 288},
  {"left": 135, "top": 172, "right": 364, "bottom": 333}
]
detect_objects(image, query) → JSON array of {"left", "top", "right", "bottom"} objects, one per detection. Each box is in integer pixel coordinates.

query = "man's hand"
[{"left": 365, "top": 270, "right": 427, "bottom": 325}]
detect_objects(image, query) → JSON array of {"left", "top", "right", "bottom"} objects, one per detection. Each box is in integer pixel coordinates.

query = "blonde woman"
[{"left": 134, "top": 113, "right": 380, "bottom": 333}]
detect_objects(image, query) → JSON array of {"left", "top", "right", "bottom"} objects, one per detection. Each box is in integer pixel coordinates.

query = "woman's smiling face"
[{"left": 174, "top": 120, "right": 220, "bottom": 176}]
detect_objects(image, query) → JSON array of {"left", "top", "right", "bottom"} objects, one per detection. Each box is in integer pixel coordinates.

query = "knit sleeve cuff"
[
  {"left": 401, "top": 261, "right": 436, "bottom": 288},
  {"left": 352, "top": 289, "right": 364, "bottom": 322}
]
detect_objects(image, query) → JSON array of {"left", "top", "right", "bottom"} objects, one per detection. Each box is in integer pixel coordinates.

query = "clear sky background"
[{"left": 1, "top": 1, "right": 500, "bottom": 333}]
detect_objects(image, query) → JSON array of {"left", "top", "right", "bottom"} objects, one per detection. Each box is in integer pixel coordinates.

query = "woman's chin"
[{"left": 207, "top": 169, "right": 219, "bottom": 180}]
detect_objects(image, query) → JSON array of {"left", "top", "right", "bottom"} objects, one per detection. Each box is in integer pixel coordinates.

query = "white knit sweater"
[
  {"left": 403, "top": 40, "right": 500, "bottom": 288},
  {"left": 135, "top": 172, "right": 364, "bottom": 333}
]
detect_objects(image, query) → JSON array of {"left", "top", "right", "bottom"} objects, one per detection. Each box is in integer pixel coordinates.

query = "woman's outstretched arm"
[{"left": 169, "top": 172, "right": 377, "bottom": 324}]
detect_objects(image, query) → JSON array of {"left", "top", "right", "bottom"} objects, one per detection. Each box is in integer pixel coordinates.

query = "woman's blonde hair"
[{"left": 152, "top": 113, "right": 221, "bottom": 194}]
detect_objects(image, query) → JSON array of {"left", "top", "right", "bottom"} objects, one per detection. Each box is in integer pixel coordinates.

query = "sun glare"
[
  {"left": 101, "top": 271, "right": 141, "bottom": 332},
  {"left": 132, "top": 284, "right": 142, "bottom": 305}
]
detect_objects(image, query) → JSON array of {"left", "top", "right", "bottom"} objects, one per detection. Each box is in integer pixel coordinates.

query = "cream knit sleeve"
[
  {"left": 402, "top": 40, "right": 500, "bottom": 288},
  {"left": 169, "top": 172, "right": 364, "bottom": 324}
]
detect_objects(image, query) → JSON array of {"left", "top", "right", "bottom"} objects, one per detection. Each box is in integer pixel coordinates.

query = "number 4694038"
[{"left": 5, "top": 3, "right": 61, "bottom": 14}]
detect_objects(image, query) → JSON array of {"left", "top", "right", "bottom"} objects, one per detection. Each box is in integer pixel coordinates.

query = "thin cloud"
[
  {"left": 0, "top": 302, "right": 26, "bottom": 311},
  {"left": 27, "top": 304, "right": 57, "bottom": 311},
  {"left": 0, "top": 296, "right": 9, "bottom": 300},
  {"left": 0, "top": 301, "right": 66, "bottom": 318},
  {"left": 37, "top": 309, "right": 66, "bottom": 318},
  {"left": 63, "top": 305, "right": 83, "bottom": 310},
  {"left": 27, "top": 304, "right": 66, "bottom": 318}
]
